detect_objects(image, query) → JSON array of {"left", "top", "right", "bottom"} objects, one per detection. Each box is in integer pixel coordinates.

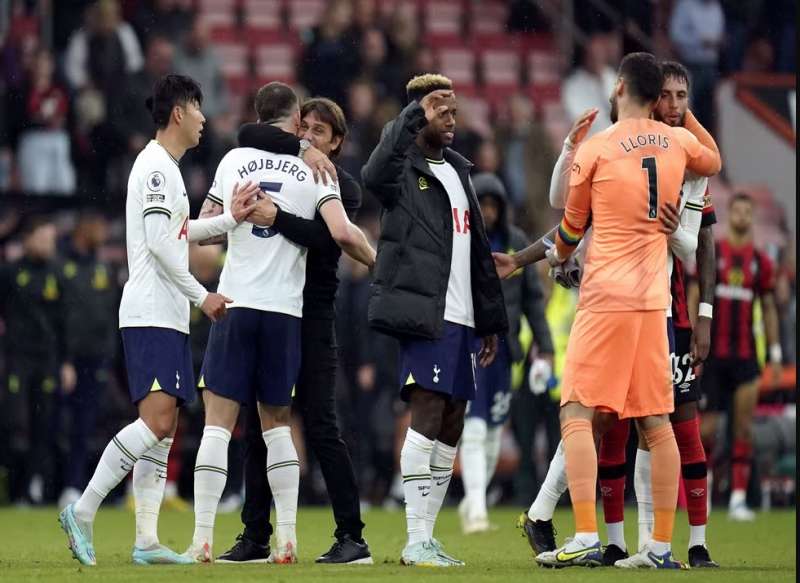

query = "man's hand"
[
  {"left": 690, "top": 316, "right": 712, "bottom": 366},
  {"left": 229, "top": 181, "right": 261, "bottom": 223},
  {"left": 658, "top": 201, "right": 680, "bottom": 234},
  {"left": 420, "top": 89, "right": 455, "bottom": 122},
  {"left": 478, "top": 335, "right": 498, "bottom": 367},
  {"left": 201, "top": 292, "right": 233, "bottom": 322},
  {"left": 493, "top": 252, "right": 519, "bottom": 279},
  {"left": 248, "top": 195, "right": 278, "bottom": 227},
  {"left": 61, "top": 362, "right": 77, "bottom": 395},
  {"left": 567, "top": 108, "right": 599, "bottom": 146},
  {"left": 357, "top": 364, "right": 376, "bottom": 392},
  {"left": 302, "top": 145, "right": 337, "bottom": 185}
]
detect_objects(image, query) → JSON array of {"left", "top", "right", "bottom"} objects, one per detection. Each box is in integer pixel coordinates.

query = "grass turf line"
[{"left": 0, "top": 507, "right": 794, "bottom": 582}]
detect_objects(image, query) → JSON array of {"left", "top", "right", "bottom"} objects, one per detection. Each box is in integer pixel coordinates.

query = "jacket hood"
[{"left": 472, "top": 172, "right": 509, "bottom": 238}]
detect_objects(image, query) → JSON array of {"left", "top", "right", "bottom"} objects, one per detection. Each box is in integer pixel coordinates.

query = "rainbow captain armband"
[{"left": 556, "top": 217, "right": 584, "bottom": 249}]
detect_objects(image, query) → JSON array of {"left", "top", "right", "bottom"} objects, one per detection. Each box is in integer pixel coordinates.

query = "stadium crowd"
[{"left": 0, "top": 0, "right": 795, "bottom": 517}]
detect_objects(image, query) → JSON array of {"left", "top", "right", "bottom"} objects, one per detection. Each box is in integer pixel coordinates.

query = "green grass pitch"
[{"left": 0, "top": 506, "right": 794, "bottom": 582}]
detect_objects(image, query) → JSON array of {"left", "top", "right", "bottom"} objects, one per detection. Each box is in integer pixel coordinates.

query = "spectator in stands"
[
  {"left": 64, "top": 0, "right": 143, "bottom": 95},
  {"left": 357, "top": 28, "right": 404, "bottom": 102},
  {"left": 174, "top": 15, "right": 227, "bottom": 119},
  {"left": 16, "top": 48, "right": 76, "bottom": 195},
  {"left": 561, "top": 34, "right": 616, "bottom": 137},
  {"left": 669, "top": 0, "right": 725, "bottom": 129},
  {"left": 299, "top": 0, "right": 361, "bottom": 107},
  {"left": 720, "top": 0, "right": 765, "bottom": 74},
  {"left": 352, "top": 0, "right": 379, "bottom": 34},
  {"left": 496, "top": 93, "right": 557, "bottom": 235},
  {"left": 474, "top": 139, "right": 502, "bottom": 176},
  {"left": 382, "top": 4, "right": 421, "bottom": 103},
  {"left": 339, "top": 79, "right": 381, "bottom": 180},
  {"left": 110, "top": 35, "right": 174, "bottom": 159},
  {"left": 133, "top": 0, "right": 194, "bottom": 45},
  {"left": 58, "top": 211, "right": 119, "bottom": 508}
]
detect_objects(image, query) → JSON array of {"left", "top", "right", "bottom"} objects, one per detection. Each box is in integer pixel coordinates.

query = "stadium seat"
[
  {"left": 480, "top": 48, "right": 521, "bottom": 94},
  {"left": 527, "top": 50, "right": 560, "bottom": 87},
  {"left": 287, "top": 0, "right": 327, "bottom": 32},
  {"left": 197, "top": 0, "right": 238, "bottom": 35},
  {"left": 424, "top": 1, "right": 464, "bottom": 45},
  {"left": 469, "top": 0, "right": 508, "bottom": 36},
  {"left": 437, "top": 47, "right": 477, "bottom": 93},
  {"left": 254, "top": 43, "right": 297, "bottom": 86},
  {"left": 216, "top": 42, "right": 251, "bottom": 94},
  {"left": 456, "top": 94, "right": 491, "bottom": 137},
  {"left": 242, "top": 0, "right": 281, "bottom": 33}
]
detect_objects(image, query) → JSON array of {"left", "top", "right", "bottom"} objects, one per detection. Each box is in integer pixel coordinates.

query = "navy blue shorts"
[
  {"left": 121, "top": 327, "right": 196, "bottom": 405},
  {"left": 467, "top": 339, "right": 512, "bottom": 426},
  {"left": 399, "top": 322, "right": 478, "bottom": 402},
  {"left": 200, "top": 308, "right": 301, "bottom": 406}
]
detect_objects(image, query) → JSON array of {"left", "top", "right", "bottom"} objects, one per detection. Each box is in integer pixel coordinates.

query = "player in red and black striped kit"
[{"left": 697, "top": 192, "right": 782, "bottom": 522}]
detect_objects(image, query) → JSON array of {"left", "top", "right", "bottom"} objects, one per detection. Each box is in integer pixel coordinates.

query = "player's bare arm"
[
  {"left": 761, "top": 290, "right": 783, "bottom": 385},
  {"left": 195, "top": 181, "right": 260, "bottom": 245},
  {"left": 690, "top": 225, "right": 715, "bottom": 364},
  {"left": 493, "top": 225, "right": 559, "bottom": 279},
  {"left": 319, "top": 199, "right": 376, "bottom": 268}
]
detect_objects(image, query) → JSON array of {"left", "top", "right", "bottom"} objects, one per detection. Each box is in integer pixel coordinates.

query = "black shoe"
[
  {"left": 518, "top": 513, "right": 556, "bottom": 555},
  {"left": 315, "top": 534, "right": 374, "bottom": 564},
  {"left": 601, "top": 544, "right": 629, "bottom": 566},
  {"left": 688, "top": 545, "right": 719, "bottom": 568},
  {"left": 216, "top": 534, "right": 270, "bottom": 563}
]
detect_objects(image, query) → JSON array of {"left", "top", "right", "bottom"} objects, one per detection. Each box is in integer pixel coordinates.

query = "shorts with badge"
[
  {"left": 671, "top": 325, "right": 702, "bottom": 407},
  {"left": 399, "top": 322, "right": 478, "bottom": 402},
  {"left": 199, "top": 307, "right": 301, "bottom": 406},
  {"left": 121, "top": 327, "right": 196, "bottom": 405},
  {"left": 467, "top": 339, "right": 512, "bottom": 426}
]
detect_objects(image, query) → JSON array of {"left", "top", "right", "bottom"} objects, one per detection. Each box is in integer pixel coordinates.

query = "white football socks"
[
  {"left": 400, "top": 428, "right": 434, "bottom": 546},
  {"left": 425, "top": 440, "right": 457, "bottom": 539},
  {"left": 606, "top": 521, "right": 627, "bottom": 551},
  {"left": 263, "top": 426, "right": 300, "bottom": 545},
  {"left": 133, "top": 436, "right": 173, "bottom": 548},
  {"left": 74, "top": 418, "right": 159, "bottom": 525},
  {"left": 528, "top": 440, "right": 568, "bottom": 522},
  {"left": 192, "top": 425, "right": 231, "bottom": 548},
  {"left": 460, "top": 418, "right": 488, "bottom": 518},
  {"left": 485, "top": 425, "right": 503, "bottom": 484},
  {"left": 634, "top": 448, "right": 653, "bottom": 552}
]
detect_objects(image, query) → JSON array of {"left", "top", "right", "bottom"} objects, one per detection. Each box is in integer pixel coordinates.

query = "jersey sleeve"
[
  {"left": 141, "top": 165, "right": 174, "bottom": 220},
  {"left": 673, "top": 126, "right": 721, "bottom": 178},
  {"left": 315, "top": 178, "right": 342, "bottom": 211},
  {"left": 757, "top": 251, "right": 776, "bottom": 294},
  {"left": 206, "top": 158, "right": 226, "bottom": 207},
  {"left": 555, "top": 140, "right": 597, "bottom": 256},
  {"left": 701, "top": 188, "right": 717, "bottom": 228}
]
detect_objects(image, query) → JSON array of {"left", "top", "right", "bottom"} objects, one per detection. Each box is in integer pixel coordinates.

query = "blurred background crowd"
[{"left": 0, "top": 0, "right": 795, "bottom": 513}]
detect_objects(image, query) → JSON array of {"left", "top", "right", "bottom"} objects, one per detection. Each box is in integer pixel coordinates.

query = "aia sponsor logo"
[{"left": 452, "top": 208, "right": 470, "bottom": 234}]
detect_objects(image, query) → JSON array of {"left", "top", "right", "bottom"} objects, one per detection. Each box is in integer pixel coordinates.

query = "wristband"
[
  {"left": 698, "top": 302, "right": 713, "bottom": 318},
  {"left": 770, "top": 343, "right": 783, "bottom": 365}
]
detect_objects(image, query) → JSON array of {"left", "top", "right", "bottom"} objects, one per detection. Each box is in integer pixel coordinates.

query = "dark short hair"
[
  {"left": 729, "top": 192, "right": 754, "bottom": 208},
  {"left": 145, "top": 74, "right": 203, "bottom": 129},
  {"left": 618, "top": 52, "right": 663, "bottom": 105},
  {"left": 301, "top": 97, "right": 348, "bottom": 158},
  {"left": 254, "top": 82, "right": 299, "bottom": 123},
  {"left": 20, "top": 215, "right": 54, "bottom": 239},
  {"left": 661, "top": 60, "right": 691, "bottom": 91},
  {"left": 406, "top": 73, "right": 453, "bottom": 104}
]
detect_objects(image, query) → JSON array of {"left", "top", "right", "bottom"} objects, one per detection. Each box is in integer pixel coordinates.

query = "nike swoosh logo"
[
  {"left": 435, "top": 479, "right": 451, "bottom": 486},
  {"left": 648, "top": 552, "right": 666, "bottom": 566},
  {"left": 556, "top": 548, "right": 595, "bottom": 562},
  {"left": 421, "top": 492, "right": 430, "bottom": 497}
]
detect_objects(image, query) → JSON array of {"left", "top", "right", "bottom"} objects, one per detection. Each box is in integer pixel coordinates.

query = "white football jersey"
[
  {"left": 428, "top": 159, "right": 475, "bottom": 328},
  {"left": 209, "top": 147, "right": 340, "bottom": 316},
  {"left": 119, "top": 140, "right": 194, "bottom": 333}
]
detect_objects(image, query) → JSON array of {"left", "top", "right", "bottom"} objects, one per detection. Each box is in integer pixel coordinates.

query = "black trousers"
[{"left": 241, "top": 317, "right": 364, "bottom": 544}]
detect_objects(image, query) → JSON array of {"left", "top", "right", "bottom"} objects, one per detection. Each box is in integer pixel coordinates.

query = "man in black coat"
[
  {"left": 361, "top": 74, "right": 508, "bottom": 567},
  {"left": 212, "top": 97, "right": 373, "bottom": 565}
]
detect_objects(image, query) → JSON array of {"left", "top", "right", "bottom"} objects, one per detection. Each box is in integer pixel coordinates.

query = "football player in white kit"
[
  {"left": 59, "top": 74, "right": 260, "bottom": 566},
  {"left": 184, "top": 82, "right": 375, "bottom": 564}
]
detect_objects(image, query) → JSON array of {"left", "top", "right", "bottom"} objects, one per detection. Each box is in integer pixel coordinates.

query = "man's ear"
[{"left": 172, "top": 104, "right": 183, "bottom": 125}]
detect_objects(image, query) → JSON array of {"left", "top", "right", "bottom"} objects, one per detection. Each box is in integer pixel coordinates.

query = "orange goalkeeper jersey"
[{"left": 557, "top": 117, "right": 721, "bottom": 312}]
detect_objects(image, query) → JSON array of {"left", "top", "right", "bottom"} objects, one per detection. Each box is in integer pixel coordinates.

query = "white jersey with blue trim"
[
  {"left": 209, "top": 146, "right": 340, "bottom": 316},
  {"left": 119, "top": 140, "right": 195, "bottom": 333}
]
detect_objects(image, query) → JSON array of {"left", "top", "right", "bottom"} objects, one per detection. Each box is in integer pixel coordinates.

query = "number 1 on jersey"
[{"left": 641, "top": 157, "right": 658, "bottom": 219}]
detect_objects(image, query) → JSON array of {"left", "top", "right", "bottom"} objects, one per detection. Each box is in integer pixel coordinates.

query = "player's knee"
[{"left": 144, "top": 414, "right": 175, "bottom": 440}]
